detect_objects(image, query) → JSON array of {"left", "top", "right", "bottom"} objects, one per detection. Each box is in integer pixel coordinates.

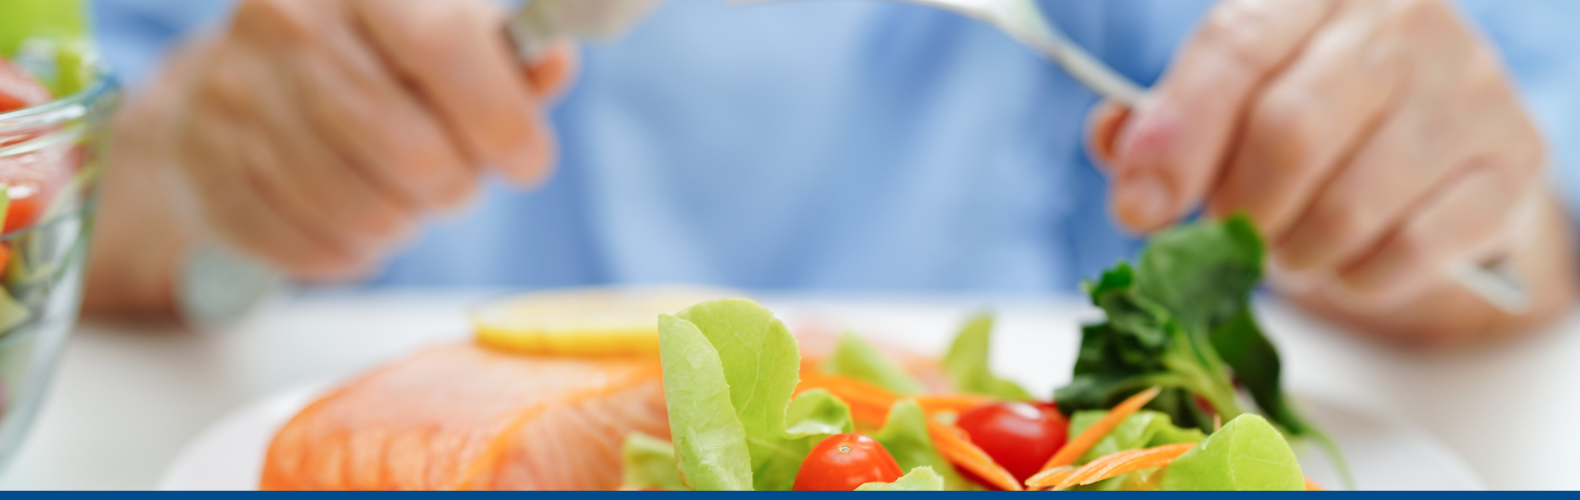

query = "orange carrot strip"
[
  {"left": 926, "top": 420, "right": 1023, "bottom": 491},
  {"left": 914, "top": 394, "right": 992, "bottom": 414},
  {"left": 1305, "top": 477, "right": 1324, "bottom": 491},
  {"left": 1033, "top": 386, "right": 1161, "bottom": 478},
  {"left": 797, "top": 371, "right": 1027, "bottom": 492},
  {"left": 800, "top": 373, "right": 994, "bottom": 416},
  {"left": 797, "top": 373, "right": 901, "bottom": 407},
  {"left": 1051, "top": 442, "right": 1195, "bottom": 490},
  {"left": 1023, "top": 466, "right": 1079, "bottom": 491}
]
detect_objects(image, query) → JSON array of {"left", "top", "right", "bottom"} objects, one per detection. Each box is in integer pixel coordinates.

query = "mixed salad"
[
  {"left": 0, "top": 0, "right": 106, "bottom": 446},
  {"left": 631, "top": 216, "right": 1340, "bottom": 491}
]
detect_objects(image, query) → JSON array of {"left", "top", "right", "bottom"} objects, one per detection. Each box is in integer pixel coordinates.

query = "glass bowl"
[{"left": 0, "top": 64, "right": 118, "bottom": 471}]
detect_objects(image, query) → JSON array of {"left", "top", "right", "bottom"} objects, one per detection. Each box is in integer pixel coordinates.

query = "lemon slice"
[{"left": 472, "top": 286, "right": 744, "bottom": 357}]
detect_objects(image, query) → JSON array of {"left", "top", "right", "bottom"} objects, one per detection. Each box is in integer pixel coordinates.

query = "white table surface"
[{"left": 0, "top": 288, "right": 1577, "bottom": 490}]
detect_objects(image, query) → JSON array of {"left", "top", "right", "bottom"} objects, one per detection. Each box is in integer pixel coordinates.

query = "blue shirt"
[{"left": 89, "top": 0, "right": 1580, "bottom": 292}]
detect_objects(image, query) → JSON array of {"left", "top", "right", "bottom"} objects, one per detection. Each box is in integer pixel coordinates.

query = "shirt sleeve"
[
  {"left": 88, "top": 0, "right": 235, "bottom": 88},
  {"left": 1454, "top": 0, "right": 1580, "bottom": 218}
]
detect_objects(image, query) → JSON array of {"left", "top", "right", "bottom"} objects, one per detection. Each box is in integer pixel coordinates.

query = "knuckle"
[
  {"left": 386, "top": 134, "right": 460, "bottom": 184},
  {"left": 433, "top": 169, "right": 482, "bottom": 210},
  {"left": 1248, "top": 92, "right": 1320, "bottom": 167},
  {"left": 232, "top": 0, "right": 317, "bottom": 45},
  {"left": 1391, "top": 219, "right": 1437, "bottom": 264},
  {"left": 398, "top": 6, "right": 477, "bottom": 67},
  {"left": 1306, "top": 200, "right": 1369, "bottom": 245},
  {"left": 1198, "top": 0, "right": 1291, "bottom": 71},
  {"left": 196, "top": 61, "right": 253, "bottom": 114},
  {"left": 355, "top": 204, "right": 415, "bottom": 242},
  {"left": 1380, "top": 0, "right": 1453, "bottom": 27}
]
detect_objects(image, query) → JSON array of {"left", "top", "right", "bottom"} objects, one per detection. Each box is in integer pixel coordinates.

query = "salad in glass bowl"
[{"left": 0, "top": 37, "right": 117, "bottom": 470}]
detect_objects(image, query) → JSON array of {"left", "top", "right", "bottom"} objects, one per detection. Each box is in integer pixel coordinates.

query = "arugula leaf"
[
  {"left": 1057, "top": 217, "right": 1324, "bottom": 435},
  {"left": 621, "top": 432, "right": 688, "bottom": 491},
  {"left": 942, "top": 314, "right": 1032, "bottom": 401},
  {"left": 657, "top": 314, "right": 753, "bottom": 490},
  {"left": 1158, "top": 414, "right": 1305, "bottom": 491},
  {"left": 855, "top": 467, "right": 946, "bottom": 491},
  {"left": 872, "top": 400, "right": 973, "bottom": 490},
  {"left": 822, "top": 331, "right": 926, "bottom": 395},
  {"left": 1054, "top": 266, "right": 1245, "bottom": 428},
  {"left": 659, "top": 299, "right": 857, "bottom": 491}
]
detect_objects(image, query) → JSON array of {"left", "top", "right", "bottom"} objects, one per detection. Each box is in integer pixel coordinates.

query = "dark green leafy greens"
[{"left": 1054, "top": 216, "right": 1341, "bottom": 478}]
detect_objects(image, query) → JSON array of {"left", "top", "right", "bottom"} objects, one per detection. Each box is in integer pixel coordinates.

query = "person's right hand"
[{"left": 166, "top": 0, "right": 577, "bottom": 279}]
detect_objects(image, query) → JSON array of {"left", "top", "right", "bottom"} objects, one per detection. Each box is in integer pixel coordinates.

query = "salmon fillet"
[{"left": 260, "top": 343, "right": 669, "bottom": 490}]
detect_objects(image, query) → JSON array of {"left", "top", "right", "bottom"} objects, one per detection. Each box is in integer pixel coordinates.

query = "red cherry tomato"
[
  {"left": 0, "top": 144, "right": 73, "bottom": 234},
  {"left": 956, "top": 401, "right": 1069, "bottom": 483},
  {"left": 792, "top": 433, "right": 904, "bottom": 491},
  {"left": 0, "top": 58, "right": 49, "bottom": 113}
]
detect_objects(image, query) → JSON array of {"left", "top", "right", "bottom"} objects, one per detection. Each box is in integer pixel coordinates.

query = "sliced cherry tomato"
[
  {"left": 956, "top": 401, "right": 1069, "bottom": 483},
  {"left": 0, "top": 144, "right": 74, "bottom": 234},
  {"left": 791, "top": 433, "right": 904, "bottom": 491},
  {"left": 0, "top": 58, "right": 49, "bottom": 113}
]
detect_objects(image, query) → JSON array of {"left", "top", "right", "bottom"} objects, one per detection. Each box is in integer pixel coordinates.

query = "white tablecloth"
[{"left": 1, "top": 289, "right": 1576, "bottom": 490}]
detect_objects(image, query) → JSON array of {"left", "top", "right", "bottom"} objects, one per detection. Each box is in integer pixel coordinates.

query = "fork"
[{"left": 740, "top": 0, "right": 1530, "bottom": 313}]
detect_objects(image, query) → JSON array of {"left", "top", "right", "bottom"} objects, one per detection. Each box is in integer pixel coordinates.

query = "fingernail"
[
  {"left": 1114, "top": 172, "right": 1173, "bottom": 231},
  {"left": 1115, "top": 102, "right": 1163, "bottom": 164}
]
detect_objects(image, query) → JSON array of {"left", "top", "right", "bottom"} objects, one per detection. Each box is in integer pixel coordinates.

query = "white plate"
[{"left": 159, "top": 298, "right": 1484, "bottom": 490}]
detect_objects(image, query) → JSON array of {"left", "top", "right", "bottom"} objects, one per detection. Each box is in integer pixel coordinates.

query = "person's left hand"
[{"left": 1086, "top": 0, "right": 1576, "bottom": 344}]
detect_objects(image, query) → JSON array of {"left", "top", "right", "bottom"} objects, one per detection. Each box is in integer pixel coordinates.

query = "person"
[{"left": 80, "top": 0, "right": 1580, "bottom": 346}]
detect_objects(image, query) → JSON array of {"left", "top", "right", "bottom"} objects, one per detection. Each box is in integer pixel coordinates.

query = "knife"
[{"left": 507, "top": 0, "right": 666, "bottom": 61}]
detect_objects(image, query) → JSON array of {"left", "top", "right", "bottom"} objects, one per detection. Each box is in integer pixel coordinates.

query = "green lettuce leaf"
[
  {"left": 855, "top": 467, "right": 946, "bottom": 491},
  {"left": 621, "top": 432, "right": 688, "bottom": 491},
  {"left": 942, "top": 314, "right": 1032, "bottom": 401},
  {"left": 0, "top": 0, "right": 93, "bottom": 96},
  {"left": 871, "top": 400, "right": 973, "bottom": 490},
  {"left": 659, "top": 299, "right": 856, "bottom": 491},
  {"left": 1068, "top": 410, "right": 1205, "bottom": 464},
  {"left": 1158, "top": 414, "right": 1304, "bottom": 491},
  {"left": 657, "top": 313, "right": 753, "bottom": 490},
  {"left": 785, "top": 388, "right": 854, "bottom": 436},
  {"left": 821, "top": 331, "right": 925, "bottom": 395}
]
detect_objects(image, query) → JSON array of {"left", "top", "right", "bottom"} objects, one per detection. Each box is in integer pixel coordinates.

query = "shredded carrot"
[
  {"left": 915, "top": 394, "right": 992, "bottom": 414},
  {"left": 797, "top": 373, "right": 900, "bottom": 407},
  {"left": 1305, "top": 477, "right": 1324, "bottom": 491},
  {"left": 1023, "top": 465, "right": 1079, "bottom": 490},
  {"left": 1049, "top": 442, "right": 1195, "bottom": 490},
  {"left": 796, "top": 371, "right": 1029, "bottom": 491},
  {"left": 925, "top": 420, "right": 1023, "bottom": 491},
  {"left": 1033, "top": 386, "right": 1161, "bottom": 478}
]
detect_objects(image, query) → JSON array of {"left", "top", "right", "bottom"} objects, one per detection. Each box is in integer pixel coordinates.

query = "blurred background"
[{"left": 1, "top": 0, "right": 1579, "bottom": 490}]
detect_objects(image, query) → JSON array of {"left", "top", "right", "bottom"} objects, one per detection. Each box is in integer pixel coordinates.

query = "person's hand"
[
  {"left": 84, "top": 0, "right": 577, "bottom": 317},
  {"left": 171, "top": 0, "right": 576, "bottom": 279},
  {"left": 1086, "top": 0, "right": 1577, "bottom": 344}
]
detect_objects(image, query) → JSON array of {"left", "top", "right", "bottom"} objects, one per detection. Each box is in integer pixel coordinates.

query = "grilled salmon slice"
[{"left": 260, "top": 343, "right": 668, "bottom": 490}]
